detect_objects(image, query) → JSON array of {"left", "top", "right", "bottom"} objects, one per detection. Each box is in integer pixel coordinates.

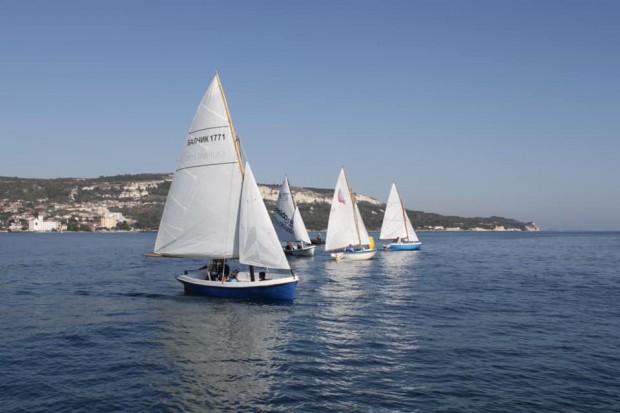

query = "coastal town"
[
  {"left": 0, "top": 177, "right": 169, "bottom": 233},
  {"left": 0, "top": 175, "right": 540, "bottom": 233}
]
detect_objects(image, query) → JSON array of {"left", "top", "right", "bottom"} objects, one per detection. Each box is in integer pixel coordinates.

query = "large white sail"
[
  {"left": 274, "top": 177, "right": 312, "bottom": 244},
  {"left": 379, "top": 183, "right": 419, "bottom": 242},
  {"left": 325, "top": 167, "right": 367, "bottom": 251},
  {"left": 154, "top": 74, "right": 243, "bottom": 259},
  {"left": 239, "top": 163, "right": 291, "bottom": 269}
]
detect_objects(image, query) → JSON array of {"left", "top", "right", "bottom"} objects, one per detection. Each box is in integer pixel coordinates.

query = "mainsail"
[{"left": 154, "top": 73, "right": 243, "bottom": 259}]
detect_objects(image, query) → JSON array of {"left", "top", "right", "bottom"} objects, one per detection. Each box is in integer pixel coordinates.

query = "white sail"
[
  {"left": 292, "top": 207, "right": 311, "bottom": 244},
  {"left": 353, "top": 202, "right": 371, "bottom": 245},
  {"left": 274, "top": 177, "right": 312, "bottom": 244},
  {"left": 325, "top": 167, "right": 369, "bottom": 251},
  {"left": 380, "top": 183, "right": 419, "bottom": 242},
  {"left": 239, "top": 163, "right": 291, "bottom": 270},
  {"left": 154, "top": 74, "right": 243, "bottom": 259}
]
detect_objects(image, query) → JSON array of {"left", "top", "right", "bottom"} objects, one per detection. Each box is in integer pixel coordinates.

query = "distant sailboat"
[
  {"left": 151, "top": 73, "right": 298, "bottom": 300},
  {"left": 325, "top": 167, "right": 377, "bottom": 261},
  {"left": 274, "top": 177, "right": 316, "bottom": 257},
  {"left": 380, "top": 183, "right": 421, "bottom": 251}
]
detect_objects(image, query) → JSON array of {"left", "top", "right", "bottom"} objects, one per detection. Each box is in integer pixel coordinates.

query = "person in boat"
[
  {"left": 395, "top": 237, "right": 401, "bottom": 244},
  {"left": 210, "top": 259, "right": 230, "bottom": 281},
  {"left": 259, "top": 271, "right": 267, "bottom": 281},
  {"left": 297, "top": 242, "right": 302, "bottom": 249},
  {"left": 285, "top": 242, "right": 293, "bottom": 250},
  {"left": 345, "top": 244, "right": 354, "bottom": 253},
  {"left": 227, "top": 268, "right": 239, "bottom": 282}
]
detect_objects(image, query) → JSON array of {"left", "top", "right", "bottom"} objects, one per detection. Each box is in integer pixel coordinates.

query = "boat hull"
[
  {"left": 284, "top": 245, "right": 316, "bottom": 257},
  {"left": 385, "top": 241, "right": 422, "bottom": 251},
  {"left": 177, "top": 275, "right": 298, "bottom": 301},
  {"left": 331, "top": 248, "right": 377, "bottom": 261}
]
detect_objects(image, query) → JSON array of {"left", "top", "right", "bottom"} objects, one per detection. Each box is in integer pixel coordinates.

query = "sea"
[{"left": 1, "top": 231, "right": 619, "bottom": 412}]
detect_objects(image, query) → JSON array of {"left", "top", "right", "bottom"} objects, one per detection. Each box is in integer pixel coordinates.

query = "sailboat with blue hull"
[
  {"left": 380, "top": 183, "right": 421, "bottom": 251},
  {"left": 178, "top": 275, "right": 298, "bottom": 300},
  {"left": 151, "top": 73, "right": 298, "bottom": 301}
]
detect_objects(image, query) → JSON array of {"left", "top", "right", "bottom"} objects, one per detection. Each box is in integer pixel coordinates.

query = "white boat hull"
[{"left": 331, "top": 248, "right": 377, "bottom": 261}]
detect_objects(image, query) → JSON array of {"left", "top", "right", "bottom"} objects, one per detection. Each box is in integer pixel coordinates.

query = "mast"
[
  {"left": 397, "top": 184, "right": 410, "bottom": 240},
  {"left": 343, "top": 167, "right": 363, "bottom": 246},
  {"left": 285, "top": 176, "right": 297, "bottom": 241},
  {"left": 286, "top": 176, "right": 294, "bottom": 207},
  {"left": 215, "top": 72, "right": 244, "bottom": 176},
  {"left": 287, "top": 177, "right": 302, "bottom": 245}
]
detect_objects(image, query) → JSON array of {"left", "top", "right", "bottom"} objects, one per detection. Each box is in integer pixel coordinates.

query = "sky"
[{"left": 1, "top": 0, "right": 618, "bottom": 230}]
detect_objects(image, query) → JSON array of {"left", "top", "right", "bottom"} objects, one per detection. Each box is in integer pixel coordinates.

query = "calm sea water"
[{"left": 1, "top": 231, "right": 619, "bottom": 412}]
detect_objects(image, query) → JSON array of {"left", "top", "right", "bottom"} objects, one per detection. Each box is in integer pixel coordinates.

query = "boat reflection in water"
[
  {"left": 153, "top": 299, "right": 292, "bottom": 411},
  {"left": 318, "top": 259, "right": 373, "bottom": 349}
]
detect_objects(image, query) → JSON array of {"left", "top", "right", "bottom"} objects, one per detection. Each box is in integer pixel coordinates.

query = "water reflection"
[
  {"left": 374, "top": 249, "right": 422, "bottom": 297},
  {"left": 153, "top": 299, "right": 292, "bottom": 410},
  {"left": 314, "top": 258, "right": 374, "bottom": 352}
]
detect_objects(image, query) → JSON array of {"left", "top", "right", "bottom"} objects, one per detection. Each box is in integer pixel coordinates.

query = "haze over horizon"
[{"left": 1, "top": 1, "right": 618, "bottom": 230}]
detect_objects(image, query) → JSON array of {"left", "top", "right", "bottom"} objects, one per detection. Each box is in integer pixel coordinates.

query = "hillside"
[{"left": 0, "top": 174, "right": 536, "bottom": 231}]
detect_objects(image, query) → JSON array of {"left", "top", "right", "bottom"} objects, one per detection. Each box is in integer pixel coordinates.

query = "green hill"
[{"left": 0, "top": 174, "right": 534, "bottom": 231}]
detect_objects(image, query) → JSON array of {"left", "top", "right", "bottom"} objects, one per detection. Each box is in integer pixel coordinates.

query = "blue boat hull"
[
  {"left": 177, "top": 276, "right": 298, "bottom": 301},
  {"left": 386, "top": 241, "right": 422, "bottom": 251}
]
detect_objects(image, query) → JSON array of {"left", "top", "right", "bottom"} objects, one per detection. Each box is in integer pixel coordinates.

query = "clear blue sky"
[{"left": 1, "top": 0, "right": 618, "bottom": 230}]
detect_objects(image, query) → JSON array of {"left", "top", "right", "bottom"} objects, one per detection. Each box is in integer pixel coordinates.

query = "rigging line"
[{"left": 175, "top": 161, "right": 239, "bottom": 173}]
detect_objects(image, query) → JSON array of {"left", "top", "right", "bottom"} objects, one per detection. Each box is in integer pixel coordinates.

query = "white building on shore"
[
  {"left": 99, "top": 212, "right": 128, "bottom": 229},
  {"left": 28, "top": 215, "right": 60, "bottom": 232}
]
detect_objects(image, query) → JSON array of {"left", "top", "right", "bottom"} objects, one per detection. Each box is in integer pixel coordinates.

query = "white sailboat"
[
  {"left": 151, "top": 73, "right": 298, "bottom": 300},
  {"left": 274, "top": 176, "right": 316, "bottom": 257},
  {"left": 325, "top": 167, "right": 377, "bottom": 261},
  {"left": 380, "top": 183, "right": 422, "bottom": 251}
]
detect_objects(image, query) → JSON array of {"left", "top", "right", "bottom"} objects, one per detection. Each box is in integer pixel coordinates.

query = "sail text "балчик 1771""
[{"left": 187, "top": 133, "right": 226, "bottom": 146}]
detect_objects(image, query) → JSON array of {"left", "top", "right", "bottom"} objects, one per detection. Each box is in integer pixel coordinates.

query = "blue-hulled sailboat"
[
  {"left": 380, "top": 183, "right": 422, "bottom": 251},
  {"left": 151, "top": 73, "right": 298, "bottom": 301}
]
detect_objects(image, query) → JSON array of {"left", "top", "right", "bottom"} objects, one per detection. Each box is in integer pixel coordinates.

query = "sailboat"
[
  {"left": 325, "top": 167, "right": 377, "bottom": 261},
  {"left": 274, "top": 176, "right": 317, "bottom": 257},
  {"left": 151, "top": 73, "right": 298, "bottom": 301},
  {"left": 380, "top": 183, "right": 422, "bottom": 251}
]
